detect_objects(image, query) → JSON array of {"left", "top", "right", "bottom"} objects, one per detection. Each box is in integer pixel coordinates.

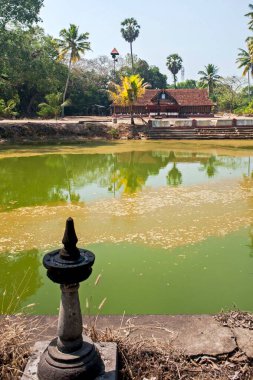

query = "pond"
[{"left": 1, "top": 140, "right": 253, "bottom": 315}]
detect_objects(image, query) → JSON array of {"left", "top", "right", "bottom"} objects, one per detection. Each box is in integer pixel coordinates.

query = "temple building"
[{"left": 113, "top": 89, "right": 214, "bottom": 117}]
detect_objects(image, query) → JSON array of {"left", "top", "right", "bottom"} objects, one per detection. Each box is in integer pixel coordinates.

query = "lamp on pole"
[
  {"left": 110, "top": 48, "right": 119, "bottom": 120},
  {"left": 110, "top": 48, "right": 119, "bottom": 79}
]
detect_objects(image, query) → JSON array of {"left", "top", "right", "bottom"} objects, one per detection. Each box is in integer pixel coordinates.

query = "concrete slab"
[
  {"left": 233, "top": 327, "right": 253, "bottom": 359},
  {"left": 170, "top": 316, "right": 236, "bottom": 356},
  {"left": 12, "top": 315, "right": 238, "bottom": 364},
  {"left": 124, "top": 315, "right": 236, "bottom": 357},
  {"left": 22, "top": 340, "right": 117, "bottom": 380}
]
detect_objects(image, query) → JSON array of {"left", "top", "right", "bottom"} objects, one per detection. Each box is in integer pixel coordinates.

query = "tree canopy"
[
  {"left": 0, "top": 0, "right": 44, "bottom": 28},
  {"left": 198, "top": 64, "right": 221, "bottom": 97},
  {"left": 109, "top": 74, "right": 148, "bottom": 124},
  {"left": 166, "top": 54, "right": 183, "bottom": 88}
]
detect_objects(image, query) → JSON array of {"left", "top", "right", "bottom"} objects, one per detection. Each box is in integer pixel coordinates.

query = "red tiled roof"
[{"left": 133, "top": 89, "right": 213, "bottom": 107}]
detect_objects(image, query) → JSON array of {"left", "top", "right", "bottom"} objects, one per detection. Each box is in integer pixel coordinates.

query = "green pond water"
[{"left": 1, "top": 141, "right": 253, "bottom": 315}]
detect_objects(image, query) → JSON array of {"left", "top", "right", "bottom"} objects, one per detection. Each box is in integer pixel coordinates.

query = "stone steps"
[{"left": 146, "top": 126, "right": 253, "bottom": 139}]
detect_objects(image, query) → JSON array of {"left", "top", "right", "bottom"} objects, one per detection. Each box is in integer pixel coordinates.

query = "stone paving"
[{"left": 30, "top": 314, "right": 253, "bottom": 358}]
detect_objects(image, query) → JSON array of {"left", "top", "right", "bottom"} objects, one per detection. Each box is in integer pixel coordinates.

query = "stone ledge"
[{"left": 6, "top": 314, "right": 253, "bottom": 362}]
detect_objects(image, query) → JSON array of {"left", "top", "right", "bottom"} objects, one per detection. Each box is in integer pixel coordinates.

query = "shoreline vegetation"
[{"left": 2, "top": 311, "right": 253, "bottom": 379}]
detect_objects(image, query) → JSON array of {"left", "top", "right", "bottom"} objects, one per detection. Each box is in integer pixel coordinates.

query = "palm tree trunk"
[
  {"left": 62, "top": 58, "right": 72, "bottom": 118},
  {"left": 130, "top": 42, "right": 134, "bottom": 74},
  {"left": 130, "top": 104, "right": 134, "bottom": 125},
  {"left": 173, "top": 74, "right": 176, "bottom": 89},
  {"left": 248, "top": 70, "right": 251, "bottom": 103}
]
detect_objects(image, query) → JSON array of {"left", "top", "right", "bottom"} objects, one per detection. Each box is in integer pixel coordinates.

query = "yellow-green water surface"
[{"left": 1, "top": 140, "right": 253, "bottom": 314}]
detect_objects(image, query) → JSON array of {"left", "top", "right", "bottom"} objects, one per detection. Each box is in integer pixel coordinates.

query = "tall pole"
[{"left": 110, "top": 48, "right": 119, "bottom": 117}]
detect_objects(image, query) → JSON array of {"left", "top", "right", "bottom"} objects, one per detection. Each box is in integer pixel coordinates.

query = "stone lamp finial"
[{"left": 60, "top": 217, "right": 80, "bottom": 260}]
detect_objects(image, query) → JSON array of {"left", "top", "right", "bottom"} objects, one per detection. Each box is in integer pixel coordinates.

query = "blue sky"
[{"left": 40, "top": 0, "right": 250, "bottom": 84}]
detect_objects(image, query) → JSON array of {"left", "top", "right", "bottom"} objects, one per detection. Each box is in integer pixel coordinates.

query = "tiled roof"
[{"left": 133, "top": 89, "right": 213, "bottom": 107}]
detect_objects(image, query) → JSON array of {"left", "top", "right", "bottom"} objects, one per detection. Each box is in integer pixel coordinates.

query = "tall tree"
[
  {"left": 57, "top": 24, "right": 91, "bottom": 117},
  {"left": 214, "top": 76, "right": 246, "bottom": 113},
  {"left": 166, "top": 54, "right": 183, "bottom": 88},
  {"left": 245, "top": 4, "right": 253, "bottom": 31},
  {"left": 121, "top": 18, "right": 140, "bottom": 73},
  {"left": 0, "top": 0, "right": 43, "bottom": 28},
  {"left": 108, "top": 74, "right": 148, "bottom": 124},
  {"left": 198, "top": 64, "right": 221, "bottom": 97},
  {"left": 236, "top": 43, "right": 253, "bottom": 101},
  {"left": 0, "top": 27, "right": 67, "bottom": 115}
]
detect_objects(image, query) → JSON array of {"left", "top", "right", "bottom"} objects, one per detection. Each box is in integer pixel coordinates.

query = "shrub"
[
  {"left": 0, "top": 96, "right": 19, "bottom": 118},
  {"left": 37, "top": 93, "right": 71, "bottom": 119}
]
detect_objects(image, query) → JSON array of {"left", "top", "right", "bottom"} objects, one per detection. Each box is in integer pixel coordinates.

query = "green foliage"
[
  {"left": 234, "top": 100, "right": 253, "bottom": 116},
  {"left": 37, "top": 93, "right": 70, "bottom": 119},
  {"left": 214, "top": 77, "right": 246, "bottom": 112},
  {"left": 0, "top": 96, "right": 19, "bottom": 118},
  {"left": 198, "top": 64, "right": 221, "bottom": 96},
  {"left": 0, "top": 27, "right": 67, "bottom": 116},
  {"left": 166, "top": 54, "right": 183, "bottom": 88},
  {"left": 121, "top": 18, "right": 140, "bottom": 44},
  {"left": 245, "top": 3, "right": 253, "bottom": 31},
  {"left": 108, "top": 128, "right": 119, "bottom": 139},
  {"left": 118, "top": 57, "right": 167, "bottom": 89},
  {"left": 174, "top": 79, "right": 197, "bottom": 89},
  {"left": 57, "top": 24, "right": 90, "bottom": 64},
  {"left": 236, "top": 45, "right": 253, "bottom": 77},
  {"left": 0, "top": 0, "right": 44, "bottom": 28}
]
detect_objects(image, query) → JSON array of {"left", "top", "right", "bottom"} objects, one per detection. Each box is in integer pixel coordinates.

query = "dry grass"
[
  {"left": 215, "top": 310, "right": 253, "bottom": 330},
  {"left": 0, "top": 315, "right": 39, "bottom": 380},
  {"left": 86, "top": 315, "right": 253, "bottom": 380}
]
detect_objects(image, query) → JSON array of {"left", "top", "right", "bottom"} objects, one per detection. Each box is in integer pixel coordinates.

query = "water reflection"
[
  {"left": 111, "top": 151, "right": 170, "bottom": 194},
  {"left": 167, "top": 163, "right": 182, "bottom": 187},
  {"left": 0, "top": 150, "right": 250, "bottom": 211},
  {"left": 0, "top": 249, "right": 42, "bottom": 313},
  {"left": 0, "top": 152, "right": 170, "bottom": 208},
  {"left": 199, "top": 156, "right": 220, "bottom": 178}
]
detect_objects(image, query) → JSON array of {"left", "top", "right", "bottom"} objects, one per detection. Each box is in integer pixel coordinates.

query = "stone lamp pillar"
[{"left": 37, "top": 217, "right": 104, "bottom": 380}]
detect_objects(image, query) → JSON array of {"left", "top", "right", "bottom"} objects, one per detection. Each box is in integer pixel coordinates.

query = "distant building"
[{"left": 113, "top": 89, "right": 214, "bottom": 117}]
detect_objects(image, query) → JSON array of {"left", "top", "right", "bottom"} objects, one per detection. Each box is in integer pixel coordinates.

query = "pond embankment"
[
  {"left": 1, "top": 117, "right": 253, "bottom": 142},
  {"left": 0, "top": 120, "right": 146, "bottom": 144}
]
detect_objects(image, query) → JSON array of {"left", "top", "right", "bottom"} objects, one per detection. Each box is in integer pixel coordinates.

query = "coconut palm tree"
[
  {"left": 108, "top": 74, "right": 148, "bottom": 124},
  {"left": 236, "top": 44, "right": 253, "bottom": 101},
  {"left": 245, "top": 4, "right": 253, "bottom": 30},
  {"left": 198, "top": 64, "right": 221, "bottom": 97},
  {"left": 57, "top": 24, "right": 91, "bottom": 117},
  {"left": 166, "top": 54, "right": 183, "bottom": 88},
  {"left": 121, "top": 18, "right": 140, "bottom": 73}
]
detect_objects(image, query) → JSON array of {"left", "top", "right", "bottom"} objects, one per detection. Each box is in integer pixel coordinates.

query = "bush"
[
  {"left": 0, "top": 96, "right": 19, "bottom": 118},
  {"left": 37, "top": 93, "right": 70, "bottom": 119},
  {"left": 234, "top": 101, "right": 253, "bottom": 116}
]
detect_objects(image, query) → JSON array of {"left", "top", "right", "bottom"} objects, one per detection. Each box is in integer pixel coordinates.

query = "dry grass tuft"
[
  {"left": 86, "top": 317, "right": 253, "bottom": 380},
  {"left": 0, "top": 315, "right": 39, "bottom": 380},
  {"left": 215, "top": 310, "right": 253, "bottom": 330}
]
